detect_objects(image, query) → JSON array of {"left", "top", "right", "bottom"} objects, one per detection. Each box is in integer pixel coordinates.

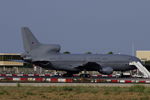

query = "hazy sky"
[{"left": 0, "top": 0, "right": 150, "bottom": 55}]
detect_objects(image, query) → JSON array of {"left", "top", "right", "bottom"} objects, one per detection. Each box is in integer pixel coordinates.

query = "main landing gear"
[
  {"left": 62, "top": 70, "right": 91, "bottom": 78},
  {"left": 62, "top": 72, "right": 74, "bottom": 77}
]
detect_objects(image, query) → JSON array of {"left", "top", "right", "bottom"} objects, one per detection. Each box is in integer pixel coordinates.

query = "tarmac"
[{"left": 0, "top": 83, "right": 150, "bottom": 87}]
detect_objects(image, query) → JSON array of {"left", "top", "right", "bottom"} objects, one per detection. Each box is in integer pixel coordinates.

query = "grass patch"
[
  {"left": 62, "top": 87, "right": 73, "bottom": 91},
  {"left": 128, "top": 85, "right": 145, "bottom": 92},
  {"left": 0, "top": 90, "right": 9, "bottom": 95},
  {"left": 17, "top": 83, "right": 21, "bottom": 87},
  {"left": 26, "top": 91, "right": 36, "bottom": 95},
  {"left": 0, "top": 85, "right": 149, "bottom": 100}
]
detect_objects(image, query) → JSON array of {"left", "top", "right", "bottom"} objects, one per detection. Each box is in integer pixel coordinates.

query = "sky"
[{"left": 0, "top": 0, "right": 150, "bottom": 55}]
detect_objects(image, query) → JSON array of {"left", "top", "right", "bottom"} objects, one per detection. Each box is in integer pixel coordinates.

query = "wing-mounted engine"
[
  {"left": 99, "top": 67, "right": 113, "bottom": 75},
  {"left": 77, "top": 62, "right": 100, "bottom": 71},
  {"left": 77, "top": 62, "right": 114, "bottom": 75}
]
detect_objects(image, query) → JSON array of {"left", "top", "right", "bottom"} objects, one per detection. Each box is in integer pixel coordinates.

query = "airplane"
[{"left": 21, "top": 27, "right": 141, "bottom": 76}]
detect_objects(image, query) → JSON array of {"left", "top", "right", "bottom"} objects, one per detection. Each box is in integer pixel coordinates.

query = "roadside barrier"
[
  {"left": 35, "top": 78, "right": 44, "bottom": 82},
  {"left": 0, "top": 74, "right": 6, "bottom": 76},
  {"left": 96, "top": 79, "right": 107, "bottom": 83},
  {"left": 20, "top": 78, "right": 28, "bottom": 81},
  {"left": 145, "top": 80, "right": 150, "bottom": 83},
  {"left": 94, "top": 75, "right": 117, "bottom": 77},
  {"left": 0, "top": 78, "right": 143, "bottom": 83},
  {"left": 125, "top": 80, "right": 132, "bottom": 83},
  {"left": 0, "top": 74, "right": 53, "bottom": 77},
  {"left": 51, "top": 78, "right": 58, "bottom": 82},
  {"left": 0, "top": 74, "right": 120, "bottom": 77},
  {"left": 138, "top": 80, "right": 146, "bottom": 83},
  {"left": 0, "top": 74, "right": 150, "bottom": 84},
  {"left": 23, "top": 74, "right": 29, "bottom": 76}
]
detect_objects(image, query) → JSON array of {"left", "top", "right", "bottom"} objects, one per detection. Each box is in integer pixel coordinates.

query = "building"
[
  {"left": 0, "top": 53, "right": 24, "bottom": 73},
  {"left": 136, "top": 51, "right": 150, "bottom": 62},
  {"left": 0, "top": 53, "right": 23, "bottom": 66},
  {"left": 0, "top": 53, "right": 54, "bottom": 74},
  {"left": 0, "top": 53, "right": 33, "bottom": 73}
]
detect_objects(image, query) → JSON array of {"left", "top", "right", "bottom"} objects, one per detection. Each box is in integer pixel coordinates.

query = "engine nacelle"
[{"left": 99, "top": 67, "right": 113, "bottom": 75}]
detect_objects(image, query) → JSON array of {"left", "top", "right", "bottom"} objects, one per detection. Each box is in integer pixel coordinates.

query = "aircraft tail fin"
[{"left": 21, "top": 27, "right": 40, "bottom": 53}]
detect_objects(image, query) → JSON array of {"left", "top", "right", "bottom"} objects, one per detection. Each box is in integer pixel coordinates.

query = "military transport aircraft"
[{"left": 21, "top": 27, "right": 141, "bottom": 76}]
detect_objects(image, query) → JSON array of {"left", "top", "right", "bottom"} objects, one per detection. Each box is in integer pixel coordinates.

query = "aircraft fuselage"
[{"left": 32, "top": 53, "right": 139, "bottom": 72}]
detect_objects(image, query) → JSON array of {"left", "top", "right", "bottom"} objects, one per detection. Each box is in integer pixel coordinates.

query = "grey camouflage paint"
[{"left": 21, "top": 27, "right": 141, "bottom": 75}]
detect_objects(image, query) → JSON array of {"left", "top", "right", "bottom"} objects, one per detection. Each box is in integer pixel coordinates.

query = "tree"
[
  {"left": 107, "top": 51, "right": 113, "bottom": 54},
  {"left": 63, "top": 51, "right": 71, "bottom": 54},
  {"left": 85, "top": 52, "right": 92, "bottom": 54}
]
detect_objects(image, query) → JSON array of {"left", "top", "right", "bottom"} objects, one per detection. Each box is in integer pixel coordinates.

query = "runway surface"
[{"left": 0, "top": 83, "right": 150, "bottom": 87}]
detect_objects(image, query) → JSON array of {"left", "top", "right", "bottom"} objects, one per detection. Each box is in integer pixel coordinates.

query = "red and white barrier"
[
  {"left": 111, "top": 80, "right": 119, "bottom": 83},
  {"left": 96, "top": 75, "right": 117, "bottom": 77},
  {"left": 2, "top": 77, "right": 150, "bottom": 84},
  {"left": 28, "top": 74, "right": 34, "bottom": 77},
  {"left": 136, "top": 80, "right": 146, "bottom": 83},
  {"left": 0, "top": 74, "right": 150, "bottom": 84},
  {"left": 23, "top": 74, "right": 29, "bottom": 76},
  {"left": 0, "top": 74, "right": 120, "bottom": 78},
  {"left": 125, "top": 80, "right": 132, "bottom": 83},
  {"left": 66, "top": 79, "right": 73, "bottom": 83},
  {"left": 0, "top": 74, "right": 6, "bottom": 76},
  {"left": 35, "top": 78, "right": 44, "bottom": 82},
  {"left": 17, "top": 74, "right": 23, "bottom": 76},
  {"left": 51, "top": 78, "right": 58, "bottom": 82},
  {"left": 145, "top": 80, "right": 150, "bottom": 83},
  {"left": 0, "top": 74, "right": 53, "bottom": 77},
  {"left": 58, "top": 78, "right": 66, "bottom": 82},
  {"left": 13, "top": 78, "right": 20, "bottom": 81},
  {"left": 20, "top": 78, "right": 28, "bottom": 81},
  {"left": 6, "top": 74, "right": 12, "bottom": 77},
  {"left": 44, "top": 78, "right": 73, "bottom": 83},
  {"left": 46, "top": 78, "right": 51, "bottom": 82},
  {"left": 6, "top": 77, "right": 13, "bottom": 81}
]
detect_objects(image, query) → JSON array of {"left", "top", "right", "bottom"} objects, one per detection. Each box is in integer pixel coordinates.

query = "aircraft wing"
[
  {"left": 74, "top": 62, "right": 100, "bottom": 71},
  {"left": 70, "top": 63, "right": 83, "bottom": 68}
]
